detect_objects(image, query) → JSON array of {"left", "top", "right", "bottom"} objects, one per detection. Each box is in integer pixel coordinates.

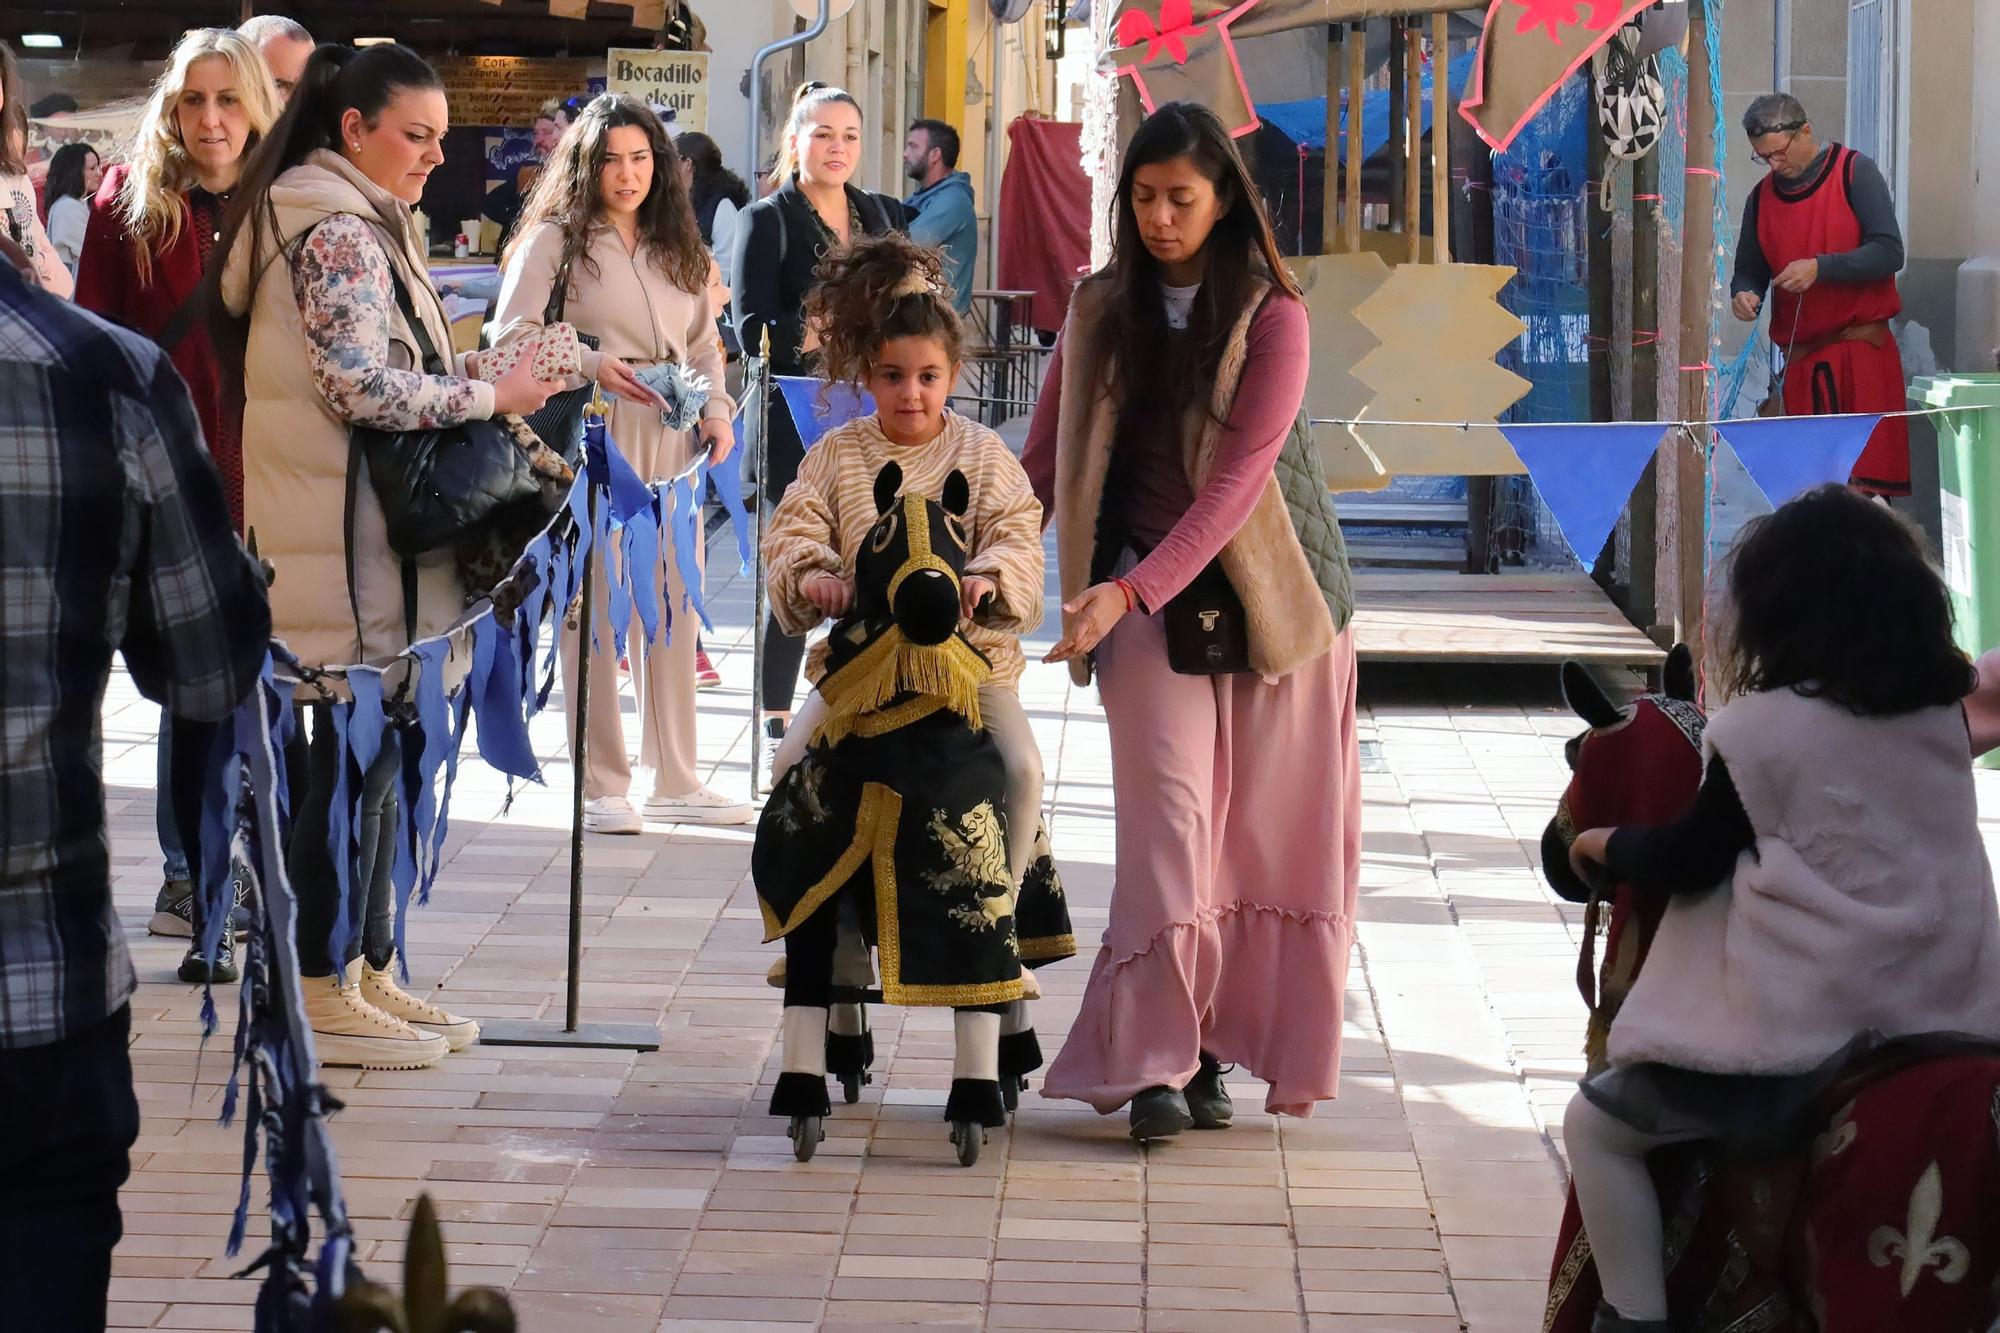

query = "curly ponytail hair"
[{"left": 803, "top": 233, "right": 965, "bottom": 398}]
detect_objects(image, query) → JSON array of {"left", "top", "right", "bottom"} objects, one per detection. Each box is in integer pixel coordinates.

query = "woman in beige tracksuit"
[{"left": 493, "top": 94, "right": 741, "bottom": 833}]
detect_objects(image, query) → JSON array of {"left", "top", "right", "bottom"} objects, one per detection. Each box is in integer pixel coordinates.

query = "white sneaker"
[
  {"left": 362, "top": 956, "right": 481, "bottom": 1051},
  {"left": 644, "top": 785, "right": 753, "bottom": 825},
  {"left": 583, "top": 795, "right": 644, "bottom": 835}
]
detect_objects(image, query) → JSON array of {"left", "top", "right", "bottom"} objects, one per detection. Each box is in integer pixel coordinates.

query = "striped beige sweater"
[{"left": 764, "top": 411, "right": 1046, "bottom": 689}]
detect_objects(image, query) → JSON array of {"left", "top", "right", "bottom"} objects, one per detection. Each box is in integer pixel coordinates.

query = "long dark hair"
[
  {"left": 1102, "top": 101, "right": 1300, "bottom": 445},
  {"left": 676, "top": 129, "right": 748, "bottom": 220},
  {"left": 207, "top": 44, "right": 442, "bottom": 365},
  {"left": 504, "top": 93, "right": 708, "bottom": 297},
  {"left": 0, "top": 41, "right": 26, "bottom": 176},
  {"left": 43, "top": 142, "right": 95, "bottom": 204},
  {"left": 1722, "top": 484, "right": 1975, "bottom": 715},
  {"left": 804, "top": 232, "right": 963, "bottom": 399}
]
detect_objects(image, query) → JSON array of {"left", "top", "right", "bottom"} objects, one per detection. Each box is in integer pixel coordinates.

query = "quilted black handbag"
[{"left": 350, "top": 262, "right": 545, "bottom": 559}]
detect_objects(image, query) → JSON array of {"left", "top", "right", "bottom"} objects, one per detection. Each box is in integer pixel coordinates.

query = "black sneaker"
[
  {"left": 1128, "top": 1085, "right": 1194, "bottom": 1141},
  {"left": 178, "top": 934, "right": 239, "bottom": 985},
  {"left": 1185, "top": 1052, "right": 1234, "bottom": 1129}
]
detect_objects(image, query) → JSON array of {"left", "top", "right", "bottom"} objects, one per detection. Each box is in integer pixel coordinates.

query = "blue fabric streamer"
[
  {"left": 393, "top": 639, "right": 458, "bottom": 975},
  {"left": 1501, "top": 422, "right": 1672, "bottom": 564},
  {"left": 776, "top": 376, "right": 874, "bottom": 450},
  {"left": 326, "top": 670, "right": 389, "bottom": 973},
  {"left": 427, "top": 685, "right": 473, "bottom": 907},
  {"left": 708, "top": 437, "right": 755, "bottom": 573},
  {"left": 1714, "top": 414, "right": 1882, "bottom": 508},
  {"left": 470, "top": 615, "right": 542, "bottom": 781},
  {"left": 669, "top": 471, "right": 713, "bottom": 633}
]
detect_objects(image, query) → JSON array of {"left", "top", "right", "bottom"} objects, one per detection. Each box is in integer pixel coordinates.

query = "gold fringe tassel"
[{"left": 813, "top": 628, "right": 990, "bottom": 746}]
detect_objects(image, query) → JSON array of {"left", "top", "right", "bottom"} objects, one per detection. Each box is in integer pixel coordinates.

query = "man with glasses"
[{"left": 1730, "top": 93, "right": 1908, "bottom": 496}]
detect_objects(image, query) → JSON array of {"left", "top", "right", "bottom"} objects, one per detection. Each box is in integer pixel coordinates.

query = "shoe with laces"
[
  {"left": 694, "top": 649, "right": 722, "bottom": 690},
  {"left": 304, "top": 962, "right": 449, "bottom": 1071},
  {"left": 149, "top": 874, "right": 255, "bottom": 939},
  {"left": 644, "top": 785, "right": 752, "bottom": 826},
  {"left": 178, "top": 934, "right": 238, "bottom": 985},
  {"left": 1184, "top": 1051, "right": 1234, "bottom": 1129},
  {"left": 583, "top": 795, "right": 645, "bottom": 835},
  {"left": 149, "top": 877, "right": 197, "bottom": 937},
  {"left": 362, "top": 956, "right": 480, "bottom": 1051}
]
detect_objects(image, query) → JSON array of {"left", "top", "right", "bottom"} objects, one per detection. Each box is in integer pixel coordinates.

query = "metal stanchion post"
[
  {"left": 750, "top": 330, "right": 772, "bottom": 800},
  {"left": 481, "top": 397, "right": 660, "bottom": 1052}
]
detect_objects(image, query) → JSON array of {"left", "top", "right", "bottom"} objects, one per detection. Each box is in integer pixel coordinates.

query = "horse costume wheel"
[
  {"left": 840, "top": 1071, "right": 864, "bottom": 1104},
  {"left": 1002, "top": 1076, "right": 1024, "bottom": 1112},
  {"left": 950, "top": 1120, "right": 983, "bottom": 1167},
  {"left": 790, "top": 1115, "right": 823, "bottom": 1162}
]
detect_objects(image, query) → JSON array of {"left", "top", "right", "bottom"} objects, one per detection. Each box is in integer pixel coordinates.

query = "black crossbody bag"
[{"left": 513, "top": 248, "right": 599, "bottom": 465}]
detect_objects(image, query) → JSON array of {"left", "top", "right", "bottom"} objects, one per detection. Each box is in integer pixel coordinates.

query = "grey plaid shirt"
[{"left": 1, "top": 266, "right": 270, "bottom": 1049}]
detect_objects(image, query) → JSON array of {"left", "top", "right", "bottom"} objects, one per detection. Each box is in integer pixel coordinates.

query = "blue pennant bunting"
[
  {"left": 1714, "top": 414, "right": 1882, "bottom": 508},
  {"left": 776, "top": 375, "right": 873, "bottom": 451},
  {"left": 1500, "top": 423, "right": 1672, "bottom": 565}
]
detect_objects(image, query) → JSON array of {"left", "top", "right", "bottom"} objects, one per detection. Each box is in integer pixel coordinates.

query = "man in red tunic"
[{"left": 1731, "top": 93, "right": 1909, "bottom": 496}]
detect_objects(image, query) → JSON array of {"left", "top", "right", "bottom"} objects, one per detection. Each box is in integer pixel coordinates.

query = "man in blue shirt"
[
  {"left": 0, "top": 237, "right": 269, "bottom": 1328},
  {"left": 903, "top": 118, "right": 979, "bottom": 314}
]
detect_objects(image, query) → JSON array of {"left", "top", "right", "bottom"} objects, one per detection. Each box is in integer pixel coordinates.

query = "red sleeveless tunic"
[{"left": 1756, "top": 145, "right": 1909, "bottom": 495}]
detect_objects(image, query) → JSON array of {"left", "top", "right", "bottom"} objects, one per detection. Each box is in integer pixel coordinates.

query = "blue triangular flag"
[
  {"left": 1501, "top": 422, "right": 1672, "bottom": 565},
  {"left": 776, "top": 376, "right": 874, "bottom": 450},
  {"left": 1714, "top": 414, "right": 1882, "bottom": 508},
  {"left": 708, "top": 438, "right": 755, "bottom": 573}
]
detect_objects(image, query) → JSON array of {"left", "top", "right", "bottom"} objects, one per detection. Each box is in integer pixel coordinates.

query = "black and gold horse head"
[
  {"left": 812, "top": 463, "right": 990, "bottom": 747},
  {"left": 853, "top": 462, "right": 972, "bottom": 647}
]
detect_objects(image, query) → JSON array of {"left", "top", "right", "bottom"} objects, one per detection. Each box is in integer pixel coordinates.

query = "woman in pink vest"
[
  {"left": 1730, "top": 92, "right": 1908, "bottom": 496},
  {"left": 1021, "top": 103, "right": 1360, "bottom": 1141}
]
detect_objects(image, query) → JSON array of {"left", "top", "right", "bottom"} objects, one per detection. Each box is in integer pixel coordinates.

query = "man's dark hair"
[
  {"left": 1742, "top": 92, "right": 1809, "bottom": 139},
  {"left": 910, "top": 118, "right": 960, "bottom": 171}
]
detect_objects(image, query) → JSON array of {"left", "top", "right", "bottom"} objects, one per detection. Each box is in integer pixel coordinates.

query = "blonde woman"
[
  {"left": 493, "top": 94, "right": 744, "bottom": 832},
  {"left": 78, "top": 25, "right": 280, "bottom": 530},
  {"left": 74, "top": 27, "right": 280, "bottom": 980}
]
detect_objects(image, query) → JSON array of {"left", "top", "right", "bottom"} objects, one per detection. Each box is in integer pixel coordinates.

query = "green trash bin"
[{"left": 1914, "top": 373, "right": 2000, "bottom": 766}]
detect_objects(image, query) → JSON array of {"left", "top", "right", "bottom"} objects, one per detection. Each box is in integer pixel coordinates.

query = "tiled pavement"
[{"left": 98, "top": 527, "right": 2000, "bottom": 1331}]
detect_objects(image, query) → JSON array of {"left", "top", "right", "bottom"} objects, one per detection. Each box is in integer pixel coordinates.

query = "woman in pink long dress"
[{"left": 1021, "top": 102, "right": 1361, "bottom": 1138}]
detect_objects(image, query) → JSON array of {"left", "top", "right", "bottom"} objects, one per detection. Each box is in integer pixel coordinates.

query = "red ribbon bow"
[{"left": 1116, "top": 0, "right": 1209, "bottom": 66}]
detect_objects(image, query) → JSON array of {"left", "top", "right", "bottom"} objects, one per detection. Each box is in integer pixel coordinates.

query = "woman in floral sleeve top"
[{"left": 215, "top": 43, "right": 554, "bottom": 1074}]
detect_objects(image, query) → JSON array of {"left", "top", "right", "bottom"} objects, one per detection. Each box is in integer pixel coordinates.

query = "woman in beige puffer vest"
[{"left": 214, "top": 43, "right": 555, "bottom": 1072}]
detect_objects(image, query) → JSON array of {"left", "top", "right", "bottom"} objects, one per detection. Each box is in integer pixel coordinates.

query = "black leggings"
[
  {"left": 288, "top": 704, "right": 399, "bottom": 978},
  {"left": 761, "top": 400, "right": 808, "bottom": 714}
]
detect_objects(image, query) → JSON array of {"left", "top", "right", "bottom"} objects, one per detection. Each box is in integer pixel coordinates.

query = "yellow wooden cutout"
[
  {"left": 1287, "top": 252, "right": 1394, "bottom": 492},
  {"left": 1350, "top": 263, "right": 1531, "bottom": 476}
]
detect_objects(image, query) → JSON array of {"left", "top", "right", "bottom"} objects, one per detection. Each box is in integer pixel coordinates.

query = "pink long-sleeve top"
[{"left": 1021, "top": 290, "right": 1310, "bottom": 613}]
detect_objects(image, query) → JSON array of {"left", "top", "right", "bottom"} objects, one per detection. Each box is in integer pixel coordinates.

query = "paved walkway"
[{"left": 97, "top": 532, "right": 1769, "bottom": 1331}]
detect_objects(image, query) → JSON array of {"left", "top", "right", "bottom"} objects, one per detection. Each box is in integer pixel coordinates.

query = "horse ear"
[
  {"left": 941, "top": 470, "right": 970, "bottom": 518},
  {"left": 873, "top": 462, "right": 903, "bottom": 515},
  {"left": 1663, "top": 643, "right": 1696, "bottom": 702},
  {"left": 1561, "top": 661, "right": 1623, "bottom": 730}
]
